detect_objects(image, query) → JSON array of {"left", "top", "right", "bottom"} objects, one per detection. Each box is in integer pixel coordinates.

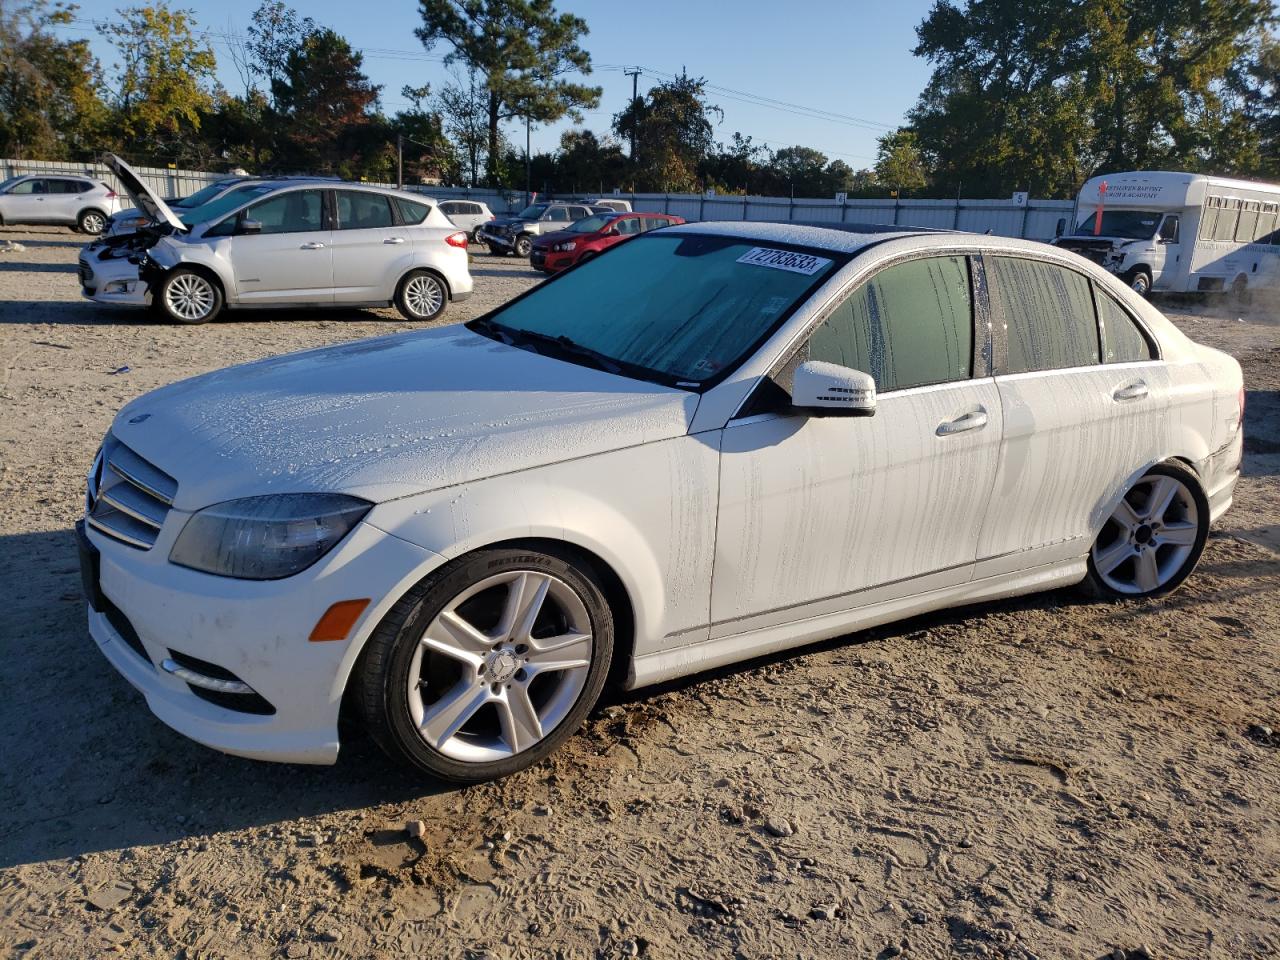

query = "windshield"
[
  {"left": 176, "top": 179, "right": 242, "bottom": 208},
  {"left": 471, "top": 234, "right": 840, "bottom": 387},
  {"left": 0, "top": 176, "right": 22, "bottom": 193},
  {"left": 567, "top": 214, "right": 612, "bottom": 233},
  {"left": 1074, "top": 209, "right": 1162, "bottom": 239},
  {"left": 181, "top": 183, "right": 280, "bottom": 227},
  {"left": 516, "top": 203, "right": 548, "bottom": 219}
]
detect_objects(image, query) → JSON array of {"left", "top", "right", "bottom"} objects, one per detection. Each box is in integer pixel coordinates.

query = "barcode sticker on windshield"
[{"left": 736, "top": 247, "right": 832, "bottom": 275}]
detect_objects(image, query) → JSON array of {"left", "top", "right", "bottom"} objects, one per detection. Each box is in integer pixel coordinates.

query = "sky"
[{"left": 64, "top": 0, "right": 940, "bottom": 168}]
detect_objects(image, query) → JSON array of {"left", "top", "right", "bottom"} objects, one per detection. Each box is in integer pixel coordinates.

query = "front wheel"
[
  {"left": 1082, "top": 462, "right": 1209, "bottom": 599},
  {"left": 394, "top": 270, "right": 447, "bottom": 321},
  {"left": 487, "top": 243, "right": 509, "bottom": 257},
  {"left": 1125, "top": 268, "right": 1152, "bottom": 298},
  {"left": 157, "top": 268, "right": 222, "bottom": 324},
  {"left": 356, "top": 547, "right": 614, "bottom": 782},
  {"left": 514, "top": 235, "right": 533, "bottom": 257}
]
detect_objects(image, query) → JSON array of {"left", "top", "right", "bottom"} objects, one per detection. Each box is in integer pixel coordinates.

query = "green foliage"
[
  {"left": 97, "top": 4, "right": 217, "bottom": 160},
  {"left": 874, "top": 129, "right": 927, "bottom": 192},
  {"left": 909, "top": 0, "right": 1278, "bottom": 197},
  {"left": 0, "top": 1, "right": 109, "bottom": 158},
  {"left": 613, "top": 73, "right": 721, "bottom": 192},
  {"left": 416, "top": 0, "right": 602, "bottom": 186}
]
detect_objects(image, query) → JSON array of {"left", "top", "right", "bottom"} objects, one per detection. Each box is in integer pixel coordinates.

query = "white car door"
[
  {"left": 226, "top": 188, "right": 333, "bottom": 303},
  {"left": 3, "top": 178, "right": 50, "bottom": 222},
  {"left": 974, "top": 255, "right": 1169, "bottom": 579},
  {"left": 331, "top": 189, "right": 403, "bottom": 302},
  {"left": 711, "top": 254, "right": 1003, "bottom": 638}
]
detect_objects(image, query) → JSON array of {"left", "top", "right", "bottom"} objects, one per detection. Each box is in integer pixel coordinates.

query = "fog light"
[{"left": 104, "top": 280, "right": 137, "bottom": 294}]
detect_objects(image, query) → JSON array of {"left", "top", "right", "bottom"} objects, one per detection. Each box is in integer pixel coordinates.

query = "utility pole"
[
  {"left": 525, "top": 113, "right": 532, "bottom": 208},
  {"left": 624, "top": 67, "right": 642, "bottom": 161},
  {"left": 396, "top": 134, "right": 403, "bottom": 189}
]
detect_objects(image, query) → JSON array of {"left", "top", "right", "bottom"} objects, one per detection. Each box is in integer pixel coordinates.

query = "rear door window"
[
  {"left": 548, "top": 207, "right": 570, "bottom": 222},
  {"left": 807, "top": 255, "right": 973, "bottom": 391},
  {"left": 1094, "top": 287, "right": 1154, "bottom": 363},
  {"left": 336, "top": 191, "right": 393, "bottom": 229},
  {"left": 987, "top": 256, "right": 1099, "bottom": 373}
]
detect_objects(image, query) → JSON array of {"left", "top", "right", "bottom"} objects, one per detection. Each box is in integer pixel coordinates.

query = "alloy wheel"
[
  {"left": 81, "top": 212, "right": 106, "bottom": 234},
  {"left": 164, "top": 273, "right": 215, "bottom": 322},
  {"left": 406, "top": 570, "right": 594, "bottom": 763},
  {"left": 1091, "top": 474, "right": 1200, "bottom": 595},
  {"left": 404, "top": 275, "right": 443, "bottom": 318}
]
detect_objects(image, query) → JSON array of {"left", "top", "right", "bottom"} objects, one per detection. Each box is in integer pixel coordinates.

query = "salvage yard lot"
[{"left": 0, "top": 226, "right": 1277, "bottom": 959}]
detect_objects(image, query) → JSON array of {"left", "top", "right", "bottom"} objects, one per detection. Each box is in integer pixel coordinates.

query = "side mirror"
[
  {"left": 791, "top": 361, "right": 876, "bottom": 417},
  {"left": 238, "top": 218, "right": 263, "bottom": 235},
  {"left": 1054, "top": 217, "right": 1066, "bottom": 238}
]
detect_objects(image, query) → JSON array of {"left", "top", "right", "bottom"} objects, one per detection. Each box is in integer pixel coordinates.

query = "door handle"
[
  {"left": 300, "top": 241, "right": 326, "bottom": 250},
  {"left": 383, "top": 237, "right": 406, "bottom": 244},
  {"left": 1113, "top": 380, "right": 1148, "bottom": 402},
  {"left": 936, "top": 408, "right": 988, "bottom": 436}
]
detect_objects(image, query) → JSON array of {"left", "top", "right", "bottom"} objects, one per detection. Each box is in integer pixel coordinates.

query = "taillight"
[
  {"left": 105, "top": 190, "right": 117, "bottom": 199},
  {"left": 1238, "top": 386, "right": 1246, "bottom": 428},
  {"left": 445, "top": 231, "right": 468, "bottom": 248}
]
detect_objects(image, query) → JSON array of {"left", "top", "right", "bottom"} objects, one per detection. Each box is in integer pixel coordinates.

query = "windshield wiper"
[{"left": 502, "top": 328, "right": 624, "bottom": 374}]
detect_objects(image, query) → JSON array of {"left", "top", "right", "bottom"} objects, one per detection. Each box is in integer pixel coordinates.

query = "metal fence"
[{"left": 1, "top": 157, "right": 1075, "bottom": 240}]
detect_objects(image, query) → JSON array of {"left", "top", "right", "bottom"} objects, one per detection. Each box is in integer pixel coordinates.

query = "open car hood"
[{"left": 103, "top": 153, "right": 185, "bottom": 231}]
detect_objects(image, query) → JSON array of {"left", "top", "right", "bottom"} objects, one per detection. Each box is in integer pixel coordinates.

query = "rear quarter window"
[
  {"left": 1094, "top": 286, "right": 1154, "bottom": 363},
  {"left": 397, "top": 198, "right": 432, "bottom": 225},
  {"left": 988, "top": 256, "right": 1099, "bottom": 373}
]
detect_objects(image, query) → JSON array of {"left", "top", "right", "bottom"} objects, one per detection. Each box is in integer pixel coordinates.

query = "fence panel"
[{"left": 1, "top": 157, "right": 1078, "bottom": 238}]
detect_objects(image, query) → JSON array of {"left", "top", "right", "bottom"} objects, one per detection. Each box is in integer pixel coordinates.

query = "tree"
[
  {"left": 393, "top": 83, "right": 458, "bottom": 184},
  {"left": 97, "top": 4, "right": 217, "bottom": 162},
  {"left": 874, "top": 129, "right": 927, "bottom": 192},
  {"left": 770, "top": 145, "right": 836, "bottom": 196},
  {"left": 0, "top": 1, "right": 110, "bottom": 158},
  {"left": 555, "top": 128, "right": 626, "bottom": 193},
  {"left": 700, "top": 132, "right": 777, "bottom": 194},
  {"left": 245, "top": 1, "right": 314, "bottom": 108},
  {"left": 271, "top": 27, "right": 381, "bottom": 175},
  {"left": 416, "top": 0, "right": 602, "bottom": 186},
  {"left": 438, "top": 67, "right": 491, "bottom": 186},
  {"left": 908, "top": 0, "right": 1277, "bottom": 197},
  {"left": 614, "top": 73, "right": 721, "bottom": 192}
]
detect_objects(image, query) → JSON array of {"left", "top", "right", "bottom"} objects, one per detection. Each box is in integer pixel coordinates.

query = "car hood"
[
  {"left": 532, "top": 228, "right": 591, "bottom": 249},
  {"left": 104, "top": 153, "right": 186, "bottom": 231},
  {"left": 489, "top": 216, "right": 535, "bottom": 229},
  {"left": 110, "top": 326, "right": 698, "bottom": 510}
]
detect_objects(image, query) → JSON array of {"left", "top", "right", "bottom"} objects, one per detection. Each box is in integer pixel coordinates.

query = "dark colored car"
[{"left": 530, "top": 212, "right": 686, "bottom": 273}]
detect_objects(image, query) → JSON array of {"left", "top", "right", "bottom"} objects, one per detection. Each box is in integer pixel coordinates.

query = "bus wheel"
[
  {"left": 1125, "top": 268, "right": 1152, "bottom": 298},
  {"left": 1230, "top": 275, "right": 1250, "bottom": 306}
]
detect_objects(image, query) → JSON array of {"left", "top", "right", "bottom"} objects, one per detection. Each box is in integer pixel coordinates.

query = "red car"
[{"left": 530, "top": 211, "right": 686, "bottom": 273}]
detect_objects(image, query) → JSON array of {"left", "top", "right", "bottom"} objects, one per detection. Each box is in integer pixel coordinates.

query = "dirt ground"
[{"left": 0, "top": 226, "right": 1276, "bottom": 960}]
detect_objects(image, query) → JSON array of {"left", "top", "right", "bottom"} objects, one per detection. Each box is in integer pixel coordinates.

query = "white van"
[{"left": 1052, "top": 171, "right": 1280, "bottom": 297}]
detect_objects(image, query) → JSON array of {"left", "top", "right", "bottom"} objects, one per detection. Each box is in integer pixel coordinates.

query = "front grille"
[{"left": 85, "top": 436, "right": 177, "bottom": 550}]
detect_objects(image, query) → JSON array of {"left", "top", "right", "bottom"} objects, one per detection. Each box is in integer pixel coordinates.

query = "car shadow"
[
  {"left": 0, "top": 527, "right": 455, "bottom": 869},
  {"left": 0, "top": 261, "right": 77, "bottom": 273},
  {"left": 0, "top": 231, "right": 84, "bottom": 249}
]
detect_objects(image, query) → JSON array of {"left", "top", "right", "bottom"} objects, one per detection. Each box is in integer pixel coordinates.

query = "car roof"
[{"left": 662, "top": 220, "right": 953, "bottom": 254}]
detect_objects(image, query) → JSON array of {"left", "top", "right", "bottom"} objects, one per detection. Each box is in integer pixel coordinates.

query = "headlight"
[
  {"left": 170, "top": 493, "right": 371, "bottom": 580},
  {"left": 554, "top": 241, "right": 577, "bottom": 252}
]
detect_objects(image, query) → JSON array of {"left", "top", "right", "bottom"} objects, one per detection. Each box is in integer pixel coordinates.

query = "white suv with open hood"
[{"left": 79, "top": 155, "right": 473, "bottom": 324}]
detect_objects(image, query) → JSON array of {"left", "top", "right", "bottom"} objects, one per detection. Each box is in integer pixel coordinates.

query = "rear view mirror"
[
  {"left": 239, "top": 219, "right": 263, "bottom": 235},
  {"left": 791, "top": 361, "right": 876, "bottom": 417},
  {"left": 1054, "top": 217, "right": 1066, "bottom": 238}
]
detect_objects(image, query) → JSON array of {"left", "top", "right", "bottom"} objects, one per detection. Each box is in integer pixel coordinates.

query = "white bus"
[{"left": 1052, "top": 170, "right": 1280, "bottom": 297}]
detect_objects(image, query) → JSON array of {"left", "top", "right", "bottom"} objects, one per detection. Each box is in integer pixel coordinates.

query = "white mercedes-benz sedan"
[{"left": 78, "top": 222, "right": 1244, "bottom": 782}]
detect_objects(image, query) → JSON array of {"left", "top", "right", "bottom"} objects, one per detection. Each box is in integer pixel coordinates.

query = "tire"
[
  {"left": 514, "top": 234, "right": 533, "bottom": 257},
  {"left": 1081, "top": 461, "right": 1209, "bottom": 600},
  {"left": 156, "top": 268, "right": 223, "bottom": 324},
  {"left": 487, "top": 243, "right": 509, "bottom": 257},
  {"left": 394, "top": 269, "right": 448, "bottom": 321},
  {"left": 77, "top": 209, "right": 107, "bottom": 235},
  {"left": 1125, "top": 268, "right": 1152, "bottom": 298},
  {"left": 471, "top": 226, "right": 485, "bottom": 244},
  {"left": 576, "top": 251, "right": 596, "bottom": 267},
  {"left": 356, "top": 546, "right": 615, "bottom": 782},
  {"left": 1230, "top": 275, "right": 1250, "bottom": 306}
]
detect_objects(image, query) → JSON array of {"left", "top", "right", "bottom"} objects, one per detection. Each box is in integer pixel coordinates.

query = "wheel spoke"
[
  {"left": 1093, "top": 539, "right": 1133, "bottom": 576},
  {"left": 1145, "top": 476, "right": 1179, "bottom": 523},
  {"left": 497, "top": 687, "right": 543, "bottom": 754},
  {"left": 421, "top": 609, "right": 491, "bottom": 664},
  {"left": 498, "top": 572, "right": 551, "bottom": 643},
  {"left": 1158, "top": 522, "right": 1197, "bottom": 546},
  {"left": 1112, "top": 496, "right": 1143, "bottom": 532},
  {"left": 1134, "top": 549, "right": 1161, "bottom": 592},
  {"left": 420, "top": 680, "right": 488, "bottom": 748}
]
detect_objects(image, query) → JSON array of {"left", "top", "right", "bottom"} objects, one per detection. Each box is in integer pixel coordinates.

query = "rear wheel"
[
  {"left": 157, "top": 268, "right": 222, "bottom": 324},
  {"left": 357, "top": 547, "right": 614, "bottom": 782},
  {"left": 78, "top": 209, "right": 107, "bottom": 235},
  {"left": 1082, "top": 462, "right": 1209, "bottom": 599},
  {"left": 394, "top": 270, "right": 447, "bottom": 321}
]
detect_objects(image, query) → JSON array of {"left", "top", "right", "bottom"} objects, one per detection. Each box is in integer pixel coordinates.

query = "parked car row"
[{"left": 76, "top": 155, "right": 473, "bottom": 324}]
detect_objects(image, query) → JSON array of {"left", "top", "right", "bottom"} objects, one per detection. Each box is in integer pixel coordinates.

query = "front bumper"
[
  {"left": 531, "top": 248, "right": 574, "bottom": 272},
  {"left": 82, "top": 515, "right": 444, "bottom": 764},
  {"left": 80, "top": 254, "right": 151, "bottom": 306},
  {"left": 481, "top": 230, "right": 515, "bottom": 249}
]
